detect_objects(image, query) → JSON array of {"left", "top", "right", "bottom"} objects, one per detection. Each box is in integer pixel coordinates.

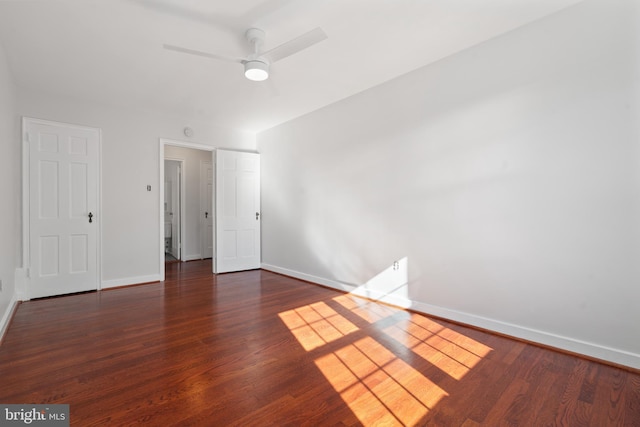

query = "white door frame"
[
  {"left": 159, "top": 138, "right": 214, "bottom": 281},
  {"left": 21, "top": 117, "right": 102, "bottom": 300}
]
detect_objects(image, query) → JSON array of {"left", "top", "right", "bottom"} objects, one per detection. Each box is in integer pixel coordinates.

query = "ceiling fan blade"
[
  {"left": 163, "top": 44, "right": 244, "bottom": 64},
  {"left": 263, "top": 27, "right": 327, "bottom": 64}
]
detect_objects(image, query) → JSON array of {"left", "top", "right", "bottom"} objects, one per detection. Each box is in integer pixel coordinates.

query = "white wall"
[
  {"left": 17, "top": 90, "right": 255, "bottom": 287},
  {"left": 258, "top": 0, "right": 640, "bottom": 368},
  {"left": 164, "top": 145, "right": 213, "bottom": 261},
  {"left": 0, "top": 40, "right": 19, "bottom": 337}
]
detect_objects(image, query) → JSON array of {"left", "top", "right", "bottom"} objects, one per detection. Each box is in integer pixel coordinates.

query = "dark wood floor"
[{"left": 1, "top": 260, "right": 638, "bottom": 426}]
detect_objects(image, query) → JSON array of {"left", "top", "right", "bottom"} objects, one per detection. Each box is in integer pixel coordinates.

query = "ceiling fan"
[{"left": 163, "top": 27, "right": 327, "bottom": 81}]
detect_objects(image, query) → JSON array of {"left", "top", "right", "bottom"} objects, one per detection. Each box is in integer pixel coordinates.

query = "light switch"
[{"left": 147, "top": 185, "right": 152, "bottom": 191}]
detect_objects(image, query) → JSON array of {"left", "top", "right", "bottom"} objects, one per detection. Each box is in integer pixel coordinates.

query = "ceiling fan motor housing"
[
  {"left": 244, "top": 28, "right": 269, "bottom": 81},
  {"left": 244, "top": 59, "right": 269, "bottom": 81}
]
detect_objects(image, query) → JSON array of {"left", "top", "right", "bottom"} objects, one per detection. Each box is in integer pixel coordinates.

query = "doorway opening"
[{"left": 159, "top": 139, "right": 214, "bottom": 281}]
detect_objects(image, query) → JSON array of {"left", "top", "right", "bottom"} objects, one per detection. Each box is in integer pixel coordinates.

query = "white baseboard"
[
  {"left": 101, "top": 274, "right": 161, "bottom": 290},
  {"left": 0, "top": 295, "right": 18, "bottom": 343},
  {"left": 262, "top": 263, "right": 357, "bottom": 292},
  {"left": 182, "top": 254, "right": 202, "bottom": 262},
  {"left": 409, "top": 300, "right": 640, "bottom": 370},
  {"left": 261, "top": 263, "right": 640, "bottom": 370}
]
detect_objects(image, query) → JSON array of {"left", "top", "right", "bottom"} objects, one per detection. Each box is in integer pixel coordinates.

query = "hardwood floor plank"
[
  {"left": 626, "top": 375, "right": 640, "bottom": 427},
  {"left": 527, "top": 356, "right": 573, "bottom": 425},
  {"left": 0, "top": 260, "right": 639, "bottom": 426},
  {"left": 463, "top": 344, "right": 541, "bottom": 423},
  {"left": 591, "top": 365, "right": 628, "bottom": 426},
  {"left": 481, "top": 377, "right": 530, "bottom": 426},
  {"left": 555, "top": 358, "right": 590, "bottom": 426}
]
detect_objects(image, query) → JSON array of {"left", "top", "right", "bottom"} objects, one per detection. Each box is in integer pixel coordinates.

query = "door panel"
[
  {"left": 27, "top": 119, "right": 99, "bottom": 299},
  {"left": 238, "top": 230, "right": 256, "bottom": 257},
  {"left": 70, "top": 234, "right": 88, "bottom": 273},
  {"left": 39, "top": 236, "right": 59, "bottom": 276},
  {"left": 215, "top": 150, "right": 260, "bottom": 273},
  {"left": 39, "top": 160, "right": 59, "bottom": 218},
  {"left": 70, "top": 162, "right": 88, "bottom": 217}
]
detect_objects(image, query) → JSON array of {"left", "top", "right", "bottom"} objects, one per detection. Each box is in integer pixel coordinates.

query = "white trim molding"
[
  {"left": 0, "top": 296, "right": 19, "bottom": 343},
  {"left": 409, "top": 300, "right": 640, "bottom": 371}
]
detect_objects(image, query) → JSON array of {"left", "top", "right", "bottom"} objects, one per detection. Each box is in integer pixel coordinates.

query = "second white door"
[{"left": 215, "top": 150, "right": 260, "bottom": 273}]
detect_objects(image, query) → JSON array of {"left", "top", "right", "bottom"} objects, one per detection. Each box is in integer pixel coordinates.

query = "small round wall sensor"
[{"left": 184, "top": 127, "right": 194, "bottom": 137}]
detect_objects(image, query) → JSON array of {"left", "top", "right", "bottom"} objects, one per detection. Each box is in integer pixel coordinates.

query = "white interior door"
[
  {"left": 201, "top": 161, "right": 214, "bottom": 259},
  {"left": 26, "top": 119, "right": 100, "bottom": 299},
  {"left": 215, "top": 150, "right": 260, "bottom": 273}
]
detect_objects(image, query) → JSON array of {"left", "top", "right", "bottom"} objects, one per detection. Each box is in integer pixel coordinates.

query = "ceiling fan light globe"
[{"left": 244, "top": 60, "right": 269, "bottom": 81}]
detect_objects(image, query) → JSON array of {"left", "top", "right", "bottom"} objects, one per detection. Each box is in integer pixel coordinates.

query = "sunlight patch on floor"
[
  {"left": 383, "top": 314, "right": 492, "bottom": 380},
  {"left": 277, "top": 260, "right": 493, "bottom": 426},
  {"left": 278, "top": 301, "right": 359, "bottom": 351},
  {"left": 315, "top": 337, "right": 448, "bottom": 426},
  {"left": 278, "top": 298, "right": 452, "bottom": 425}
]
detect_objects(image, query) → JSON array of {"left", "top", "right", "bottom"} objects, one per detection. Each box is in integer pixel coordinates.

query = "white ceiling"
[{"left": 0, "top": 0, "right": 583, "bottom": 133}]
